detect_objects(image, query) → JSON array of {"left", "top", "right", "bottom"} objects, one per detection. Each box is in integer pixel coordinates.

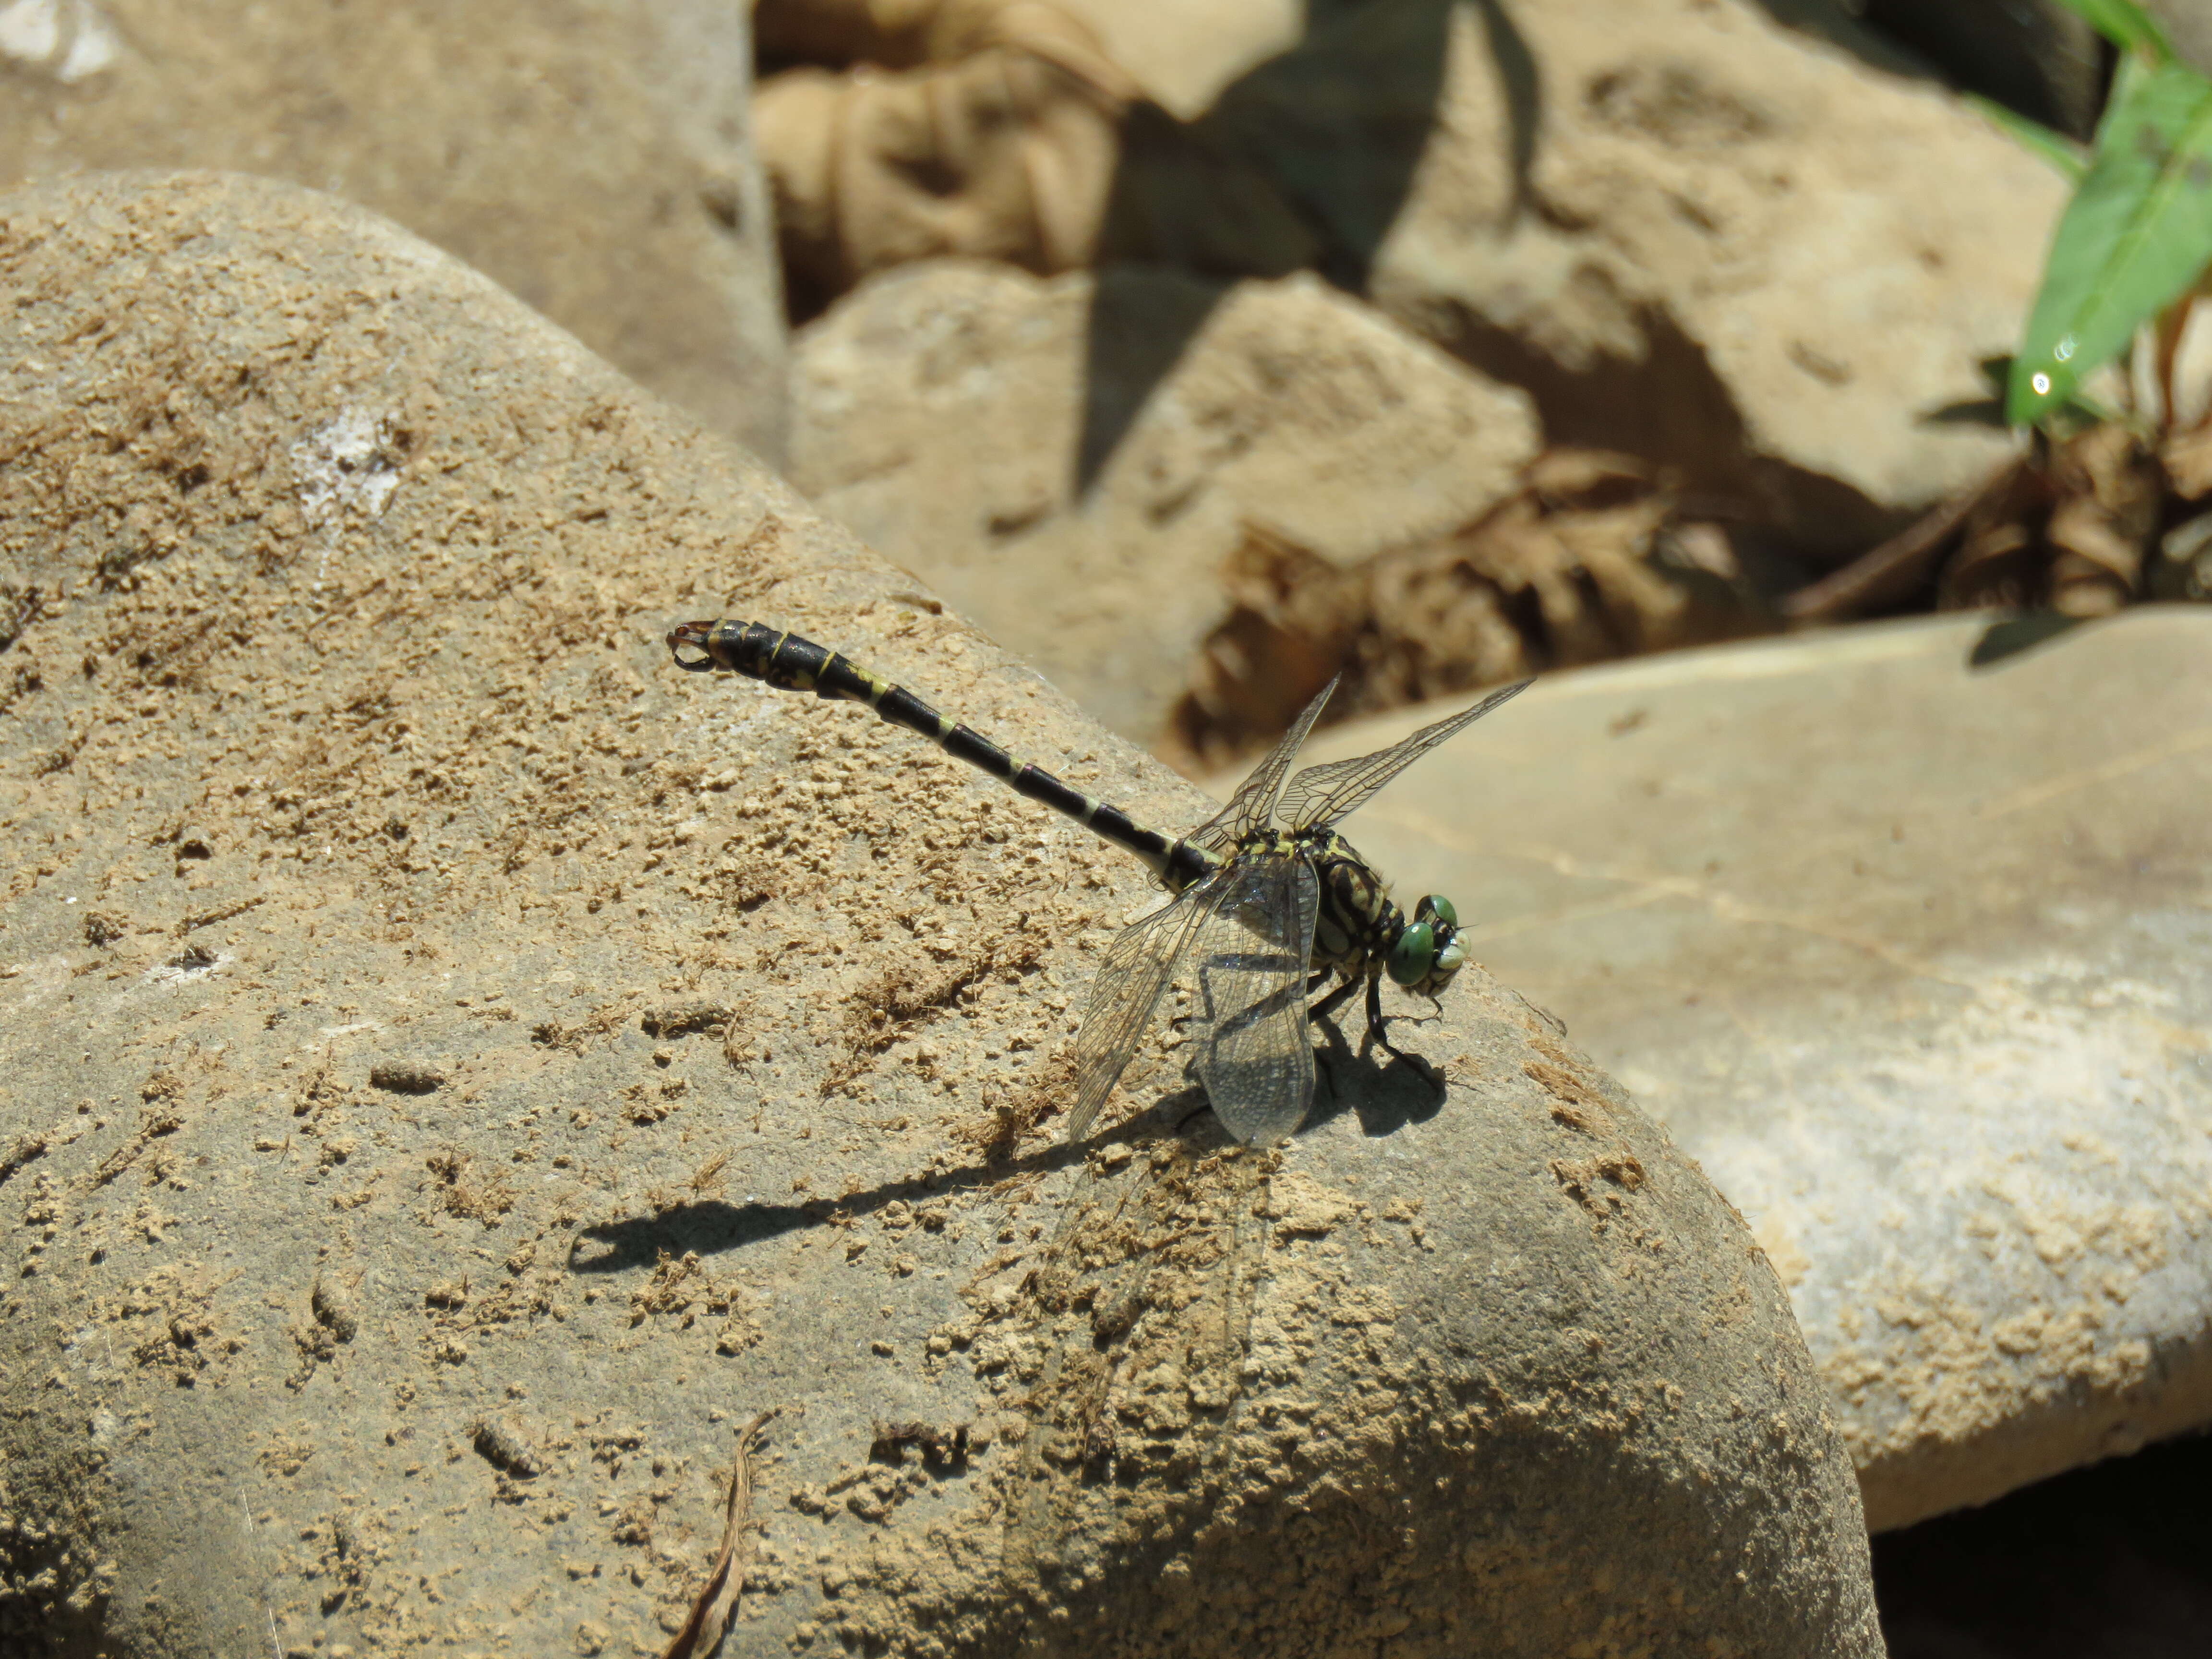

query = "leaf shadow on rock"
[
  {"left": 1968, "top": 609, "right": 2095, "bottom": 670},
  {"left": 1076, "top": 0, "right": 1521, "bottom": 492},
  {"left": 1433, "top": 301, "right": 1910, "bottom": 570}
]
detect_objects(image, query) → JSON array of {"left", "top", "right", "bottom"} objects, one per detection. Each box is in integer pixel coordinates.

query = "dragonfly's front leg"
[
  {"left": 1361, "top": 973, "right": 1441, "bottom": 1082},
  {"left": 1306, "top": 969, "right": 1358, "bottom": 1027}
]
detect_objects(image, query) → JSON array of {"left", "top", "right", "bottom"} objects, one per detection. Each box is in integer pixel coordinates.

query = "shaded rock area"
[
  {"left": 777, "top": 0, "right": 2069, "bottom": 757},
  {"left": 0, "top": 0, "right": 786, "bottom": 461},
  {"left": 1849, "top": 0, "right": 2104, "bottom": 140},
  {"left": 0, "top": 171, "right": 1881, "bottom": 1655},
  {"left": 1367, "top": 0, "right": 2060, "bottom": 560},
  {"left": 1874, "top": 1428, "right": 2212, "bottom": 1658},
  {"left": 791, "top": 259, "right": 1539, "bottom": 745},
  {"left": 1270, "top": 610, "right": 2212, "bottom": 1529}
]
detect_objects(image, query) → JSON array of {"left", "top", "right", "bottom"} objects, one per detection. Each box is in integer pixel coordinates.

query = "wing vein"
[
  {"left": 1281, "top": 679, "right": 1532, "bottom": 830},
  {"left": 1066, "top": 871, "right": 1235, "bottom": 1141}
]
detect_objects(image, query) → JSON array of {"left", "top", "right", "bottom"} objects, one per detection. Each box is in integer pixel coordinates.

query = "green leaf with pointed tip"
[
  {"left": 1967, "top": 95, "right": 2089, "bottom": 182},
  {"left": 2051, "top": 0, "right": 2174, "bottom": 59},
  {"left": 2008, "top": 58, "right": 2212, "bottom": 427}
]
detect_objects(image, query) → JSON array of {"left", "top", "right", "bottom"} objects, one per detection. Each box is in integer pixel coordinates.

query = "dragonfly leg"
[
  {"left": 1362, "top": 973, "right": 1441, "bottom": 1083},
  {"left": 1168, "top": 955, "right": 1305, "bottom": 1035},
  {"left": 1305, "top": 968, "right": 1357, "bottom": 1025},
  {"left": 1385, "top": 993, "right": 1446, "bottom": 1032},
  {"left": 1196, "top": 949, "right": 1312, "bottom": 1040}
]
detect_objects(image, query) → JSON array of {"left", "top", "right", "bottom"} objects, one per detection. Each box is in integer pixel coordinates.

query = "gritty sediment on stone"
[{"left": 0, "top": 170, "right": 1876, "bottom": 1655}]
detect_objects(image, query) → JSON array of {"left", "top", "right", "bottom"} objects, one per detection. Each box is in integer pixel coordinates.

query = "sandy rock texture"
[
  {"left": 1278, "top": 612, "right": 2212, "bottom": 1530},
  {"left": 0, "top": 0, "right": 786, "bottom": 462},
  {"left": 1052, "top": 0, "right": 1300, "bottom": 119},
  {"left": 1366, "top": 0, "right": 2059, "bottom": 558},
  {"left": 791, "top": 260, "right": 1539, "bottom": 745},
  {"left": 0, "top": 170, "right": 1877, "bottom": 1656},
  {"left": 1029, "top": 0, "right": 2058, "bottom": 562}
]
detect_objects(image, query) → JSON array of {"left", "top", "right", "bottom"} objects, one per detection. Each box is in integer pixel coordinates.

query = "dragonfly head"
[{"left": 1387, "top": 894, "right": 1467, "bottom": 995}]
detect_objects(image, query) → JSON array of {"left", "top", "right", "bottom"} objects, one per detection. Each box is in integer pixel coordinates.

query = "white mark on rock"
[
  {"left": 144, "top": 950, "right": 233, "bottom": 986},
  {"left": 292, "top": 409, "right": 403, "bottom": 580},
  {"left": 0, "top": 0, "right": 120, "bottom": 82}
]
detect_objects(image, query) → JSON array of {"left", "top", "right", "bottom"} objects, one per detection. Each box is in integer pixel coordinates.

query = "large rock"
[
  {"left": 0, "top": 0, "right": 787, "bottom": 461},
  {"left": 970, "top": 0, "right": 2060, "bottom": 563},
  {"left": 0, "top": 171, "right": 1879, "bottom": 1655},
  {"left": 1054, "top": 0, "right": 1298, "bottom": 119},
  {"left": 1365, "top": 0, "right": 2060, "bottom": 559},
  {"left": 791, "top": 259, "right": 1540, "bottom": 745},
  {"left": 1277, "top": 611, "right": 2212, "bottom": 1529}
]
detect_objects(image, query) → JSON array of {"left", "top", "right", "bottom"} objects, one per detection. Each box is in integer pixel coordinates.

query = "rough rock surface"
[
  {"left": 893, "top": 0, "right": 2059, "bottom": 562},
  {"left": 0, "top": 170, "right": 1878, "bottom": 1656},
  {"left": 1366, "top": 0, "right": 2059, "bottom": 559},
  {"left": 1275, "top": 612, "right": 2212, "bottom": 1530},
  {"left": 790, "top": 259, "right": 1540, "bottom": 745},
  {"left": 1052, "top": 0, "right": 1300, "bottom": 119},
  {"left": 0, "top": 0, "right": 786, "bottom": 462}
]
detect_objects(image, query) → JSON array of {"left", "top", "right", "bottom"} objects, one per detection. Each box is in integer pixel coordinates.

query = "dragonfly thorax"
[{"left": 1220, "top": 828, "right": 1469, "bottom": 1001}]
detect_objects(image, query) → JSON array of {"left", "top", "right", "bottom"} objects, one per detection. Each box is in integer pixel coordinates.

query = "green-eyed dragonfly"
[{"left": 668, "top": 619, "right": 1528, "bottom": 1143}]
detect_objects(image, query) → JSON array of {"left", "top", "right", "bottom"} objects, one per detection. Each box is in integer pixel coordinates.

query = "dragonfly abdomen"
[{"left": 668, "top": 619, "right": 1215, "bottom": 889}]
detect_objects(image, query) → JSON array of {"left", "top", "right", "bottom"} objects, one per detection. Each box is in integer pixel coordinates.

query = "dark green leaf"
[{"left": 2008, "top": 59, "right": 2212, "bottom": 426}]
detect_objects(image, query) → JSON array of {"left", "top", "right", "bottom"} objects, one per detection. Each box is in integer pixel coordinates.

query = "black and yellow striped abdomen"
[{"left": 668, "top": 620, "right": 1218, "bottom": 891}]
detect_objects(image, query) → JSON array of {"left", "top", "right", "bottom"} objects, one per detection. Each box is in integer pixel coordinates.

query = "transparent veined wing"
[
  {"left": 1066, "top": 869, "right": 1236, "bottom": 1142},
  {"left": 1187, "top": 675, "right": 1340, "bottom": 854},
  {"left": 1187, "top": 849, "right": 1320, "bottom": 1144},
  {"left": 1278, "top": 679, "right": 1532, "bottom": 832}
]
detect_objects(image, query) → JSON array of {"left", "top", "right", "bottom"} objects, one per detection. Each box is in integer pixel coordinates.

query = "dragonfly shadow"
[
  {"left": 1303, "top": 1007, "right": 1448, "bottom": 1138},
  {"left": 1146, "top": 1082, "right": 1250, "bottom": 1149},
  {"left": 566, "top": 1106, "right": 1178, "bottom": 1276}
]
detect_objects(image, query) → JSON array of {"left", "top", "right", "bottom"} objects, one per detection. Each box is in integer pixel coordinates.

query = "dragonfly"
[{"left": 668, "top": 618, "right": 1529, "bottom": 1144}]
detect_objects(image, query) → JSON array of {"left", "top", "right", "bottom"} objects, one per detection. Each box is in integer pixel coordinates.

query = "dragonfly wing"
[
  {"left": 1279, "top": 678, "right": 1532, "bottom": 831},
  {"left": 1188, "top": 675, "right": 1340, "bottom": 854},
  {"left": 1189, "top": 851, "right": 1320, "bottom": 1144},
  {"left": 1066, "top": 871, "right": 1234, "bottom": 1142}
]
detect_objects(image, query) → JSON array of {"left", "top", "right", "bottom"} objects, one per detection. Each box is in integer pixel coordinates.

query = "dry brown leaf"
[
  {"left": 1941, "top": 424, "right": 2158, "bottom": 614},
  {"left": 757, "top": 0, "right": 1142, "bottom": 310},
  {"left": 661, "top": 1410, "right": 776, "bottom": 1659},
  {"left": 1163, "top": 449, "right": 1763, "bottom": 772},
  {"left": 1794, "top": 422, "right": 2164, "bottom": 624},
  {"left": 2163, "top": 419, "right": 2212, "bottom": 499}
]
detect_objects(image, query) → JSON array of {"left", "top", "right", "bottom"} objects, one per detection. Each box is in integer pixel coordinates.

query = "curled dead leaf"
[{"left": 1164, "top": 449, "right": 1765, "bottom": 772}]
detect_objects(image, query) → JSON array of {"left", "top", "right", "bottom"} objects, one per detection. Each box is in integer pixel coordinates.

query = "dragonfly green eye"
[
  {"left": 1417, "top": 894, "right": 1458, "bottom": 930},
  {"left": 1388, "top": 921, "right": 1437, "bottom": 987}
]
